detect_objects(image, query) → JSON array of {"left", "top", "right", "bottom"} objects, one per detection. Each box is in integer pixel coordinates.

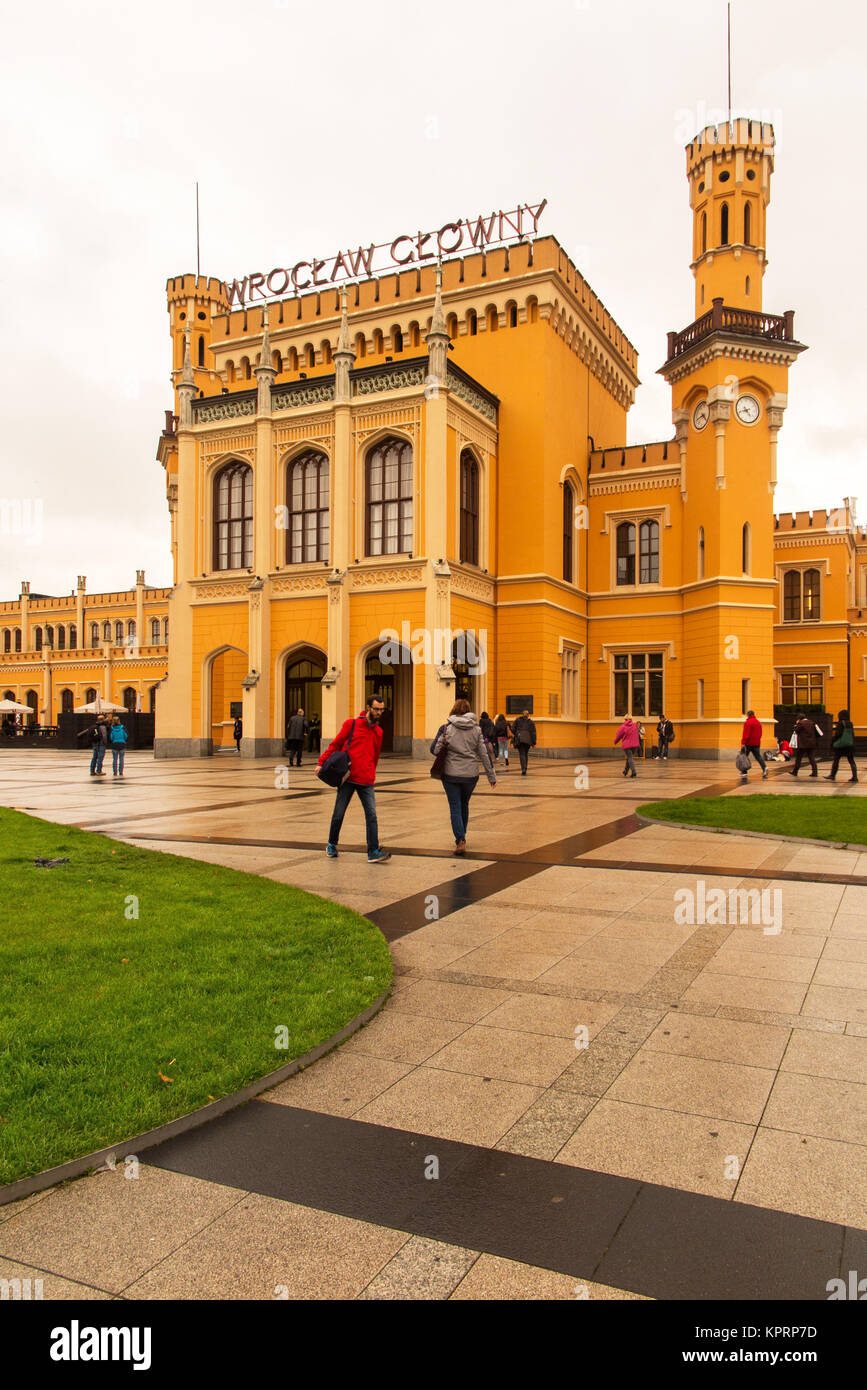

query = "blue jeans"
[
  {"left": 112, "top": 746, "right": 125, "bottom": 774},
  {"left": 497, "top": 736, "right": 509, "bottom": 763},
  {"left": 328, "top": 781, "right": 379, "bottom": 854},
  {"left": 443, "top": 776, "right": 478, "bottom": 842},
  {"left": 90, "top": 743, "right": 106, "bottom": 773},
  {"left": 744, "top": 745, "right": 766, "bottom": 771}
]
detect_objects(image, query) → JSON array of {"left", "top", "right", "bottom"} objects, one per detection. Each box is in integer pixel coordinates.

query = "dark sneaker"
[
  {"left": 368, "top": 849, "right": 391, "bottom": 863},
  {"left": 326, "top": 844, "right": 339, "bottom": 858}
]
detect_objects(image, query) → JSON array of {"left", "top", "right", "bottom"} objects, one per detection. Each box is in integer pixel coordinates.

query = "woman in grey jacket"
[{"left": 432, "top": 699, "right": 497, "bottom": 855}]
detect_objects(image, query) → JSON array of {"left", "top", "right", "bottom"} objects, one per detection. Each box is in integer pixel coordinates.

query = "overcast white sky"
[{"left": 1, "top": 0, "right": 864, "bottom": 597}]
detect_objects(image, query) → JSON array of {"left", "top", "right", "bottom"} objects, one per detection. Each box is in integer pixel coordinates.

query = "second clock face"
[
  {"left": 736, "top": 394, "right": 760, "bottom": 424},
  {"left": 693, "top": 400, "right": 709, "bottom": 430}
]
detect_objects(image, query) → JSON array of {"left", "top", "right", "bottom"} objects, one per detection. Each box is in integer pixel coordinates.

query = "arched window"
[
  {"left": 305, "top": 343, "right": 315, "bottom": 368},
  {"left": 163, "top": 617, "right": 169, "bottom": 643},
  {"left": 198, "top": 335, "right": 205, "bottom": 366},
  {"left": 14, "top": 628, "right": 21, "bottom": 651},
  {"left": 698, "top": 526, "right": 705, "bottom": 579},
  {"left": 45, "top": 626, "right": 54, "bottom": 648},
  {"left": 742, "top": 522, "right": 751, "bottom": 574},
  {"left": 459, "top": 450, "right": 480, "bottom": 567},
  {"left": 366, "top": 437, "right": 413, "bottom": 556},
  {"left": 127, "top": 620, "right": 136, "bottom": 638},
  {"left": 616, "top": 523, "right": 636, "bottom": 585},
  {"left": 115, "top": 621, "right": 123, "bottom": 644},
  {"left": 803, "top": 568, "right": 821, "bottom": 620},
  {"left": 61, "top": 689, "right": 74, "bottom": 714},
  {"left": 2, "top": 629, "right": 9, "bottom": 653},
  {"left": 226, "top": 360, "right": 235, "bottom": 383},
  {"left": 354, "top": 333, "right": 366, "bottom": 359},
  {"left": 240, "top": 356, "right": 251, "bottom": 379},
  {"left": 149, "top": 684, "right": 158, "bottom": 713},
  {"left": 85, "top": 687, "right": 97, "bottom": 704},
  {"left": 123, "top": 687, "right": 137, "bottom": 712},
  {"left": 408, "top": 322, "right": 420, "bottom": 348},
  {"left": 391, "top": 326, "right": 403, "bottom": 353},
  {"left": 273, "top": 351, "right": 283, "bottom": 373},
  {"left": 287, "top": 451, "right": 330, "bottom": 563},
  {"left": 320, "top": 342, "right": 332, "bottom": 366},
  {"left": 90, "top": 622, "right": 99, "bottom": 646},
  {"left": 103, "top": 620, "right": 111, "bottom": 642},
  {"left": 744, "top": 202, "right": 752, "bottom": 245},
  {"left": 745, "top": 275, "right": 751, "bottom": 296},
  {"left": 151, "top": 618, "right": 160, "bottom": 644},
  {"left": 214, "top": 462, "right": 254, "bottom": 570},
  {"left": 783, "top": 569, "right": 801, "bottom": 622},
  {"left": 486, "top": 306, "right": 498, "bottom": 333},
  {"left": 287, "top": 347, "right": 298, "bottom": 372},
  {"left": 57, "top": 626, "right": 66, "bottom": 650},
  {"left": 701, "top": 211, "right": 707, "bottom": 254},
  {"left": 467, "top": 309, "right": 478, "bottom": 336},
  {"left": 372, "top": 330, "right": 383, "bottom": 355},
  {"left": 720, "top": 202, "right": 729, "bottom": 245},
  {"left": 69, "top": 625, "right": 76, "bottom": 649},
  {"left": 526, "top": 296, "right": 539, "bottom": 324},
  {"left": 446, "top": 314, "right": 458, "bottom": 341},
  {"left": 639, "top": 520, "right": 659, "bottom": 583},
  {"left": 562, "top": 481, "right": 574, "bottom": 583},
  {"left": 34, "top": 626, "right": 43, "bottom": 652},
  {"left": 506, "top": 301, "right": 518, "bottom": 327}
]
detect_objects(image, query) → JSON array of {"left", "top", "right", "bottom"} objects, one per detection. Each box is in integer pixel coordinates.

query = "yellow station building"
[
  {"left": 4, "top": 119, "right": 865, "bottom": 756},
  {"left": 0, "top": 575, "right": 169, "bottom": 723}
]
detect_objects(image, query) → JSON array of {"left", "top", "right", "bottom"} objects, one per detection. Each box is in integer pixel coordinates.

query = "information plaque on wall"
[{"left": 506, "top": 696, "right": 533, "bottom": 715}]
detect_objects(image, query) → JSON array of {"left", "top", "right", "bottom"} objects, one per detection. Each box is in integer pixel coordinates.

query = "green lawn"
[
  {"left": 0, "top": 808, "right": 391, "bottom": 1187},
  {"left": 638, "top": 795, "right": 867, "bottom": 846}
]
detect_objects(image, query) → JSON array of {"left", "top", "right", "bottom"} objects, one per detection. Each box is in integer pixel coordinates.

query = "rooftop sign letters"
[{"left": 225, "top": 201, "right": 548, "bottom": 307}]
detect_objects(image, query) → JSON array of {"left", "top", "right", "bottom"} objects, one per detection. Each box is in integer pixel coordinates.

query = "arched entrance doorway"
[
  {"left": 284, "top": 647, "right": 326, "bottom": 745},
  {"left": 25, "top": 690, "right": 38, "bottom": 724},
  {"left": 364, "top": 646, "right": 412, "bottom": 753},
  {"left": 207, "top": 646, "right": 247, "bottom": 750}
]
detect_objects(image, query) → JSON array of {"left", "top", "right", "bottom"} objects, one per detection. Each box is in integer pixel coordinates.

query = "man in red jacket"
[
  {"left": 740, "top": 709, "right": 768, "bottom": 780},
  {"left": 316, "top": 695, "right": 391, "bottom": 862}
]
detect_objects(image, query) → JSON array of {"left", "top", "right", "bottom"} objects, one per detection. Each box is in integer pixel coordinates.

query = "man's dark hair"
[{"left": 366, "top": 693, "right": 384, "bottom": 708}]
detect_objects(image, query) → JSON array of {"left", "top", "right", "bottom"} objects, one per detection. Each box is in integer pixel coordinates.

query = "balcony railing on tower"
[{"left": 665, "top": 298, "right": 798, "bottom": 364}]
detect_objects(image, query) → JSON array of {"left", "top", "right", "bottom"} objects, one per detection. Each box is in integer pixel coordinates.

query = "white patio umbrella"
[
  {"left": 73, "top": 697, "right": 127, "bottom": 714},
  {"left": 0, "top": 698, "right": 32, "bottom": 713}
]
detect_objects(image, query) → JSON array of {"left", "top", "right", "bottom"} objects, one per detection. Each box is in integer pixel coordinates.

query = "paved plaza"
[{"left": 1, "top": 749, "right": 866, "bottom": 1300}]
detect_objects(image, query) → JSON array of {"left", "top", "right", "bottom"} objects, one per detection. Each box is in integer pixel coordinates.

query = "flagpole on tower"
[
  {"left": 727, "top": 2, "right": 732, "bottom": 126},
  {"left": 196, "top": 181, "right": 201, "bottom": 279}
]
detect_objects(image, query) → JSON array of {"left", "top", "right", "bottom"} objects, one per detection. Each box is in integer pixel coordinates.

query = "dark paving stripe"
[
  {"left": 572, "top": 857, "right": 867, "bottom": 886},
  {"left": 144, "top": 1101, "right": 856, "bottom": 1300}
]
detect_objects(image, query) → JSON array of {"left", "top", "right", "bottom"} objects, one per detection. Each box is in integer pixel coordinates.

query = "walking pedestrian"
[
  {"left": 494, "top": 713, "right": 511, "bottom": 768},
  {"left": 307, "top": 714, "right": 321, "bottom": 754},
  {"left": 512, "top": 709, "right": 537, "bottom": 776},
  {"left": 285, "top": 707, "right": 308, "bottom": 767},
  {"left": 614, "top": 715, "right": 640, "bottom": 777},
  {"left": 824, "top": 709, "right": 858, "bottom": 784},
  {"left": 82, "top": 715, "right": 110, "bottom": 776},
  {"left": 316, "top": 695, "right": 391, "bottom": 862},
  {"left": 739, "top": 709, "right": 768, "bottom": 781},
  {"left": 787, "top": 711, "right": 820, "bottom": 778},
  {"left": 432, "top": 700, "right": 497, "bottom": 856},
  {"left": 479, "top": 710, "right": 496, "bottom": 764},
  {"left": 110, "top": 715, "right": 129, "bottom": 777},
  {"left": 233, "top": 715, "right": 242, "bottom": 752},
  {"left": 656, "top": 714, "right": 675, "bottom": 759}
]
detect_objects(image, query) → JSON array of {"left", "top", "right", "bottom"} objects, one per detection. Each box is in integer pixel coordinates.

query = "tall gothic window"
[
  {"left": 783, "top": 569, "right": 801, "bottom": 622},
  {"left": 616, "top": 522, "right": 636, "bottom": 585},
  {"left": 365, "top": 437, "right": 413, "bottom": 556},
  {"left": 562, "top": 481, "right": 574, "bottom": 583},
  {"left": 720, "top": 202, "right": 730, "bottom": 245},
  {"left": 460, "top": 450, "right": 479, "bottom": 566},
  {"left": 803, "top": 568, "right": 821, "bottom": 620},
  {"left": 90, "top": 622, "right": 99, "bottom": 646},
  {"left": 288, "top": 451, "right": 330, "bottom": 563},
  {"left": 214, "top": 462, "right": 254, "bottom": 570},
  {"left": 639, "top": 520, "right": 659, "bottom": 583},
  {"left": 151, "top": 618, "right": 160, "bottom": 644}
]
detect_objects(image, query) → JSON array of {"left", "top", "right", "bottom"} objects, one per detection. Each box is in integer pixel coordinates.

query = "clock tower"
[{"left": 660, "top": 118, "right": 807, "bottom": 757}]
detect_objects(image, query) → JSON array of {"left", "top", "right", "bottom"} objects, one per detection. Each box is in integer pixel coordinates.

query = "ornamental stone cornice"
[
  {"left": 350, "top": 563, "right": 426, "bottom": 589},
  {"left": 774, "top": 533, "right": 850, "bottom": 549},
  {"left": 589, "top": 471, "right": 680, "bottom": 497},
  {"left": 449, "top": 567, "right": 495, "bottom": 604},
  {"left": 661, "top": 336, "right": 805, "bottom": 385},
  {"left": 270, "top": 573, "right": 329, "bottom": 596},
  {"left": 190, "top": 579, "right": 252, "bottom": 601}
]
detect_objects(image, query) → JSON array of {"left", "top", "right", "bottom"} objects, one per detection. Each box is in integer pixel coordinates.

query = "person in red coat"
[
  {"left": 740, "top": 710, "right": 768, "bottom": 780},
  {"left": 316, "top": 694, "right": 391, "bottom": 862}
]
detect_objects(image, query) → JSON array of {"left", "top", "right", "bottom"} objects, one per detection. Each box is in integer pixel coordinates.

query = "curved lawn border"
[
  {"left": 0, "top": 987, "right": 389, "bottom": 1208},
  {"left": 635, "top": 809, "right": 862, "bottom": 852}
]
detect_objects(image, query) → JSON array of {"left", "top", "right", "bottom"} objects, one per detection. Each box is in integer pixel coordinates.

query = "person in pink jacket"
[{"left": 614, "top": 716, "right": 640, "bottom": 778}]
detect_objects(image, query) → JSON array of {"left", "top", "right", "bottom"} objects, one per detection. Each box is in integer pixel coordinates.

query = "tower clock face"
[
  {"left": 692, "top": 400, "right": 709, "bottom": 430},
  {"left": 735, "top": 394, "right": 760, "bottom": 425}
]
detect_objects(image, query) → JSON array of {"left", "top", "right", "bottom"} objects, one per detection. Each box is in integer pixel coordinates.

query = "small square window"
[{"left": 614, "top": 654, "right": 628, "bottom": 670}]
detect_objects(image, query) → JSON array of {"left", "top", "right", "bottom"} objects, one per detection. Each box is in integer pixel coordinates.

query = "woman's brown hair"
[{"left": 449, "top": 699, "right": 471, "bottom": 717}]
